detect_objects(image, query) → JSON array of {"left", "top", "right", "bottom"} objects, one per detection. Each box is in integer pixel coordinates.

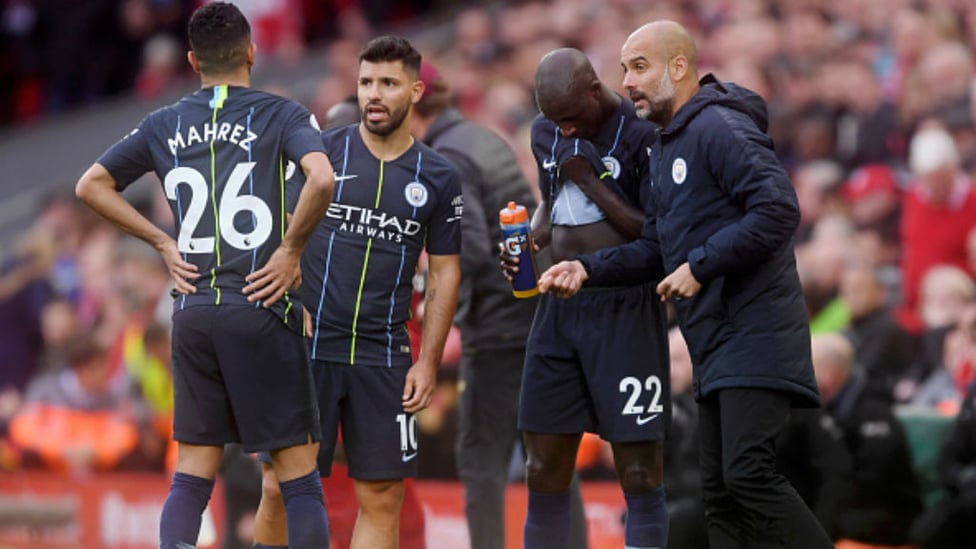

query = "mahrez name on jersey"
[{"left": 167, "top": 122, "right": 258, "bottom": 155}]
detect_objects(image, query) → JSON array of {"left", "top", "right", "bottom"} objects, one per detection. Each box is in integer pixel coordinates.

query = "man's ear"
[
  {"left": 412, "top": 79, "right": 426, "bottom": 105},
  {"left": 187, "top": 51, "right": 201, "bottom": 74},
  {"left": 590, "top": 79, "right": 602, "bottom": 98},
  {"left": 671, "top": 55, "right": 689, "bottom": 82},
  {"left": 247, "top": 42, "right": 256, "bottom": 67}
]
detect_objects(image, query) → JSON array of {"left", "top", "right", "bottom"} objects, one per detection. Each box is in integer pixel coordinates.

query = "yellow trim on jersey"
[
  {"left": 208, "top": 84, "right": 228, "bottom": 304},
  {"left": 349, "top": 159, "right": 387, "bottom": 363},
  {"left": 279, "top": 154, "right": 292, "bottom": 323}
]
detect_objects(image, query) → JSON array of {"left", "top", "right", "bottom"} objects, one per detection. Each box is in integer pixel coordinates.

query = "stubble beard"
[
  {"left": 646, "top": 70, "right": 676, "bottom": 127},
  {"left": 362, "top": 102, "right": 409, "bottom": 137}
]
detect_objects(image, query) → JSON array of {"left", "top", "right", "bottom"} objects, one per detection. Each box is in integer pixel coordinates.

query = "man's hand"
[
  {"left": 656, "top": 262, "right": 701, "bottom": 301},
  {"left": 402, "top": 361, "right": 436, "bottom": 413},
  {"left": 538, "top": 260, "right": 588, "bottom": 298},
  {"left": 157, "top": 239, "right": 199, "bottom": 295},
  {"left": 498, "top": 237, "right": 543, "bottom": 282},
  {"left": 243, "top": 245, "right": 302, "bottom": 307}
]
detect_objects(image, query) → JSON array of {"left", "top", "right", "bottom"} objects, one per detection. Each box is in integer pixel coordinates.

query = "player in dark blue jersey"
[
  {"left": 502, "top": 48, "right": 670, "bottom": 549},
  {"left": 253, "top": 36, "right": 462, "bottom": 548},
  {"left": 74, "top": 4, "right": 334, "bottom": 549}
]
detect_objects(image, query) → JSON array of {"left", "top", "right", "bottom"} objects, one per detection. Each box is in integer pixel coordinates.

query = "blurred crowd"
[
  {"left": 2, "top": 0, "right": 976, "bottom": 546},
  {"left": 0, "top": 0, "right": 438, "bottom": 125}
]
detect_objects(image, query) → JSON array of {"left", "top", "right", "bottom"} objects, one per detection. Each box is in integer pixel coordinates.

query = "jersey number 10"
[{"left": 164, "top": 162, "right": 273, "bottom": 254}]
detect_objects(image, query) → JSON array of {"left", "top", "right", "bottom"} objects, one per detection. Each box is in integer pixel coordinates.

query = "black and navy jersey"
[
  {"left": 530, "top": 96, "right": 656, "bottom": 225},
  {"left": 97, "top": 85, "right": 325, "bottom": 321},
  {"left": 292, "top": 125, "right": 462, "bottom": 368}
]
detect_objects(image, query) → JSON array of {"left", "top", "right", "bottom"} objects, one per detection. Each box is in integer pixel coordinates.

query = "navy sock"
[
  {"left": 278, "top": 470, "right": 330, "bottom": 549},
  {"left": 159, "top": 472, "right": 215, "bottom": 549},
  {"left": 623, "top": 486, "right": 668, "bottom": 549},
  {"left": 524, "top": 489, "right": 572, "bottom": 549},
  {"left": 253, "top": 544, "right": 288, "bottom": 549}
]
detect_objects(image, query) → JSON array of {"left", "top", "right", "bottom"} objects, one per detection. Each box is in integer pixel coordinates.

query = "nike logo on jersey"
[
  {"left": 635, "top": 413, "right": 659, "bottom": 426},
  {"left": 542, "top": 159, "right": 557, "bottom": 171},
  {"left": 401, "top": 452, "right": 418, "bottom": 463},
  {"left": 334, "top": 174, "right": 359, "bottom": 182}
]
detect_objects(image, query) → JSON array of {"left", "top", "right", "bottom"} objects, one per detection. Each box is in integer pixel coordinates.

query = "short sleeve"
[
  {"left": 425, "top": 170, "right": 463, "bottom": 255},
  {"left": 97, "top": 118, "right": 155, "bottom": 191},
  {"left": 281, "top": 102, "right": 327, "bottom": 163}
]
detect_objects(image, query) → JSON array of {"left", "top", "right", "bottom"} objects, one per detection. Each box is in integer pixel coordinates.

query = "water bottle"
[{"left": 499, "top": 201, "right": 539, "bottom": 298}]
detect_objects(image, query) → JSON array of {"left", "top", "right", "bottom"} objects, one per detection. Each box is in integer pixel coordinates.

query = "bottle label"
[{"left": 501, "top": 227, "right": 538, "bottom": 297}]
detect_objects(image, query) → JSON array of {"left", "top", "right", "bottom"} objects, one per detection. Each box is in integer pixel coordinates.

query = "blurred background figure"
[
  {"left": 840, "top": 262, "right": 915, "bottom": 398},
  {"left": 812, "top": 332, "right": 923, "bottom": 547},
  {"left": 662, "top": 327, "right": 708, "bottom": 549},
  {"left": 909, "top": 326, "right": 976, "bottom": 549},
  {"left": 899, "top": 128, "right": 976, "bottom": 331},
  {"left": 7, "top": 332, "right": 150, "bottom": 474}
]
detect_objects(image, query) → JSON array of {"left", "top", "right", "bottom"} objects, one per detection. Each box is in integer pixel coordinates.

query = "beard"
[
  {"left": 361, "top": 101, "right": 410, "bottom": 136},
  {"left": 633, "top": 69, "right": 676, "bottom": 126}
]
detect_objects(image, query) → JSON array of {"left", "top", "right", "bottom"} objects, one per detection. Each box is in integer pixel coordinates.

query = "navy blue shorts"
[
  {"left": 311, "top": 359, "right": 417, "bottom": 480},
  {"left": 171, "top": 304, "right": 321, "bottom": 453},
  {"left": 518, "top": 283, "right": 670, "bottom": 442}
]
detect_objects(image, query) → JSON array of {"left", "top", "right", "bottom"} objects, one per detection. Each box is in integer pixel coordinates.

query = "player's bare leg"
[
  {"left": 611, "top": 440, "right": 668, "bottom": 548},
  {"left": 254, "top": 463, "right": 289, "bottom": 547},
  {"left": 251, "top": 440, "right": 329, "bottom": 549},
  {"left": 523, "top": 433, "right": 582, "bottom": 549},
  {"left": 350, "top": 478, "right": 404, "bottom": 549}
]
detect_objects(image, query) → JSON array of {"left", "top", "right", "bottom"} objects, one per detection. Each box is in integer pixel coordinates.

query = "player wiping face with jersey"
[{"left": 506, "top": 48, "right": 671, "bottom": 549}]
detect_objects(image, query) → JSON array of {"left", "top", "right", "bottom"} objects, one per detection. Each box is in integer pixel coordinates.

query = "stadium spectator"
[
  {"left": 897, "top": 265, "right": 976, "bottom": 408},
  {"left": 8, "top": 333, "right": 144, "bottom": 474},
  {"left": 0, "top": 228, "right": 55, "bottom": 435},
  {"left": 899, "top": 127, "right": 976, "bottom": 329},
  {"left": 909, "top": 375, "right": 976, "bottom": 549},
  {"left": 840, "top": 262, "right": 916, "bottom": 396},
  {"left": 812, "top": 332, "right": 924, "bottom": 546}
]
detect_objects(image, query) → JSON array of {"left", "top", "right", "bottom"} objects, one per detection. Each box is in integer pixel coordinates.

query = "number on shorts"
[
  {"left": 396, "top": 413, "right": 418, "bottom": 452},
  {"left": 164, "top": 162, "right": 273, "bottom": 254},
  {"left": 619, "top": 375, "right": 664, "bottom": 416}
]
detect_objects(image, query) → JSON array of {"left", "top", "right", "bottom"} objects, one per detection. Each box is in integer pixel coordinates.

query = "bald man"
[
  {"left": 539, "top": 22, "right": 832, "bottom": 548},
  {"left": 504, "top": 47, "right": 670, "bottom": 549},
  {"left": 812, "top": 333, "right": 923, "bottom": 545}
]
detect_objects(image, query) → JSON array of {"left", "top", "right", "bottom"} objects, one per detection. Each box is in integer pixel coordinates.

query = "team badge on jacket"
[{"left": 672, "top": 158, "right": 687, "bottom": 184}]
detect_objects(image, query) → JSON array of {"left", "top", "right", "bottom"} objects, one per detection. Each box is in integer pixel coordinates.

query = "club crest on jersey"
[
  {"left": 404, "top": 182, "right": 428, "bottom": 207},
  {"left": 672, "top": 157, "right": 688, "bottom": 185},
  {"left": 602, "top": 156, "right": 621, "bottom": 180}
]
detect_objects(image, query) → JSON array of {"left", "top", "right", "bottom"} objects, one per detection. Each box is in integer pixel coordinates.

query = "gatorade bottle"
[{"left": 499, "top": 201, "right": 539, "bottom": 298}]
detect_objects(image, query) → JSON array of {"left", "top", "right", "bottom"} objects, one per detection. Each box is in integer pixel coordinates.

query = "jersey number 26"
[{"left": 164, "top": 162, "right": 273, "bottom": 254}]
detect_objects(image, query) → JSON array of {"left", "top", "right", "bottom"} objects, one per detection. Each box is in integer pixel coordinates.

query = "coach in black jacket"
[{"left": 539, "top": 20, "right": 830, "bottom": 549}]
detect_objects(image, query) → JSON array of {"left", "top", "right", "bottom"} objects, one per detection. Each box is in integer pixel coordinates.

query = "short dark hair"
[
  {"left": 358, "top": 35, "right": 422, "bottom": 78},
  {"left": 187, "top": 2, "right": 251, "bottom": 75}
]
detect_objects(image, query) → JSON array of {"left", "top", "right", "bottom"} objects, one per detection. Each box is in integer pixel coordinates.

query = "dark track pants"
[{"left": 698, "top": 388, "right": 833, "bottom": 549}]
